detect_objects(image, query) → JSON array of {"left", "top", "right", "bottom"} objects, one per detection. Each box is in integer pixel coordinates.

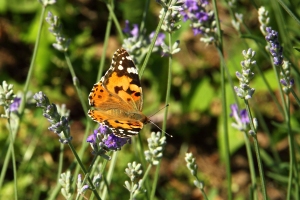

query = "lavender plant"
[
  {"left": 185, "top": 152, "right": 208, "bottom": 199},
  {"left": 2, "top": 0, "right": 300, "bottom": 199}
]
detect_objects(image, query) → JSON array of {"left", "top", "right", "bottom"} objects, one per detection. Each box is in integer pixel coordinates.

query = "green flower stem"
[
  {"left": 129, "top": 182, "right": 134, "bottom": 200},
  {"left": 106, "top": 3, "right": 123, "bottom": 41},
  {"left": 64, "top": 52, "right": 88, "bottom": 116},
  {"left": 244, "top": 101, "right": 268, "bottom": 200},
  {"left": 57, "top": 143, "right": 64, "bottom": 183},
  {"left": 211, "top": 0, "right": 231, "bottom": 198},
  {"left": 139, "top": 0, "right": 150, "bottom": 33},
  {"left": 0, "top": 4, "right": 46, "bottom": 194},
  {"left": 97, "top": 1, "right": 114, "bottom": 81},
  {"left": 62, "top": 129, "right": 101, "bottom": 200},
  {"left": 0, "top": 119, "right": 17, "bottom": 189},
  {"left": 243, "top": 131, "right": 257, "bottom": 200},
  {"left": 48, "top": 182, "right": 61, "bottom": 200},
  {"left": 139, "top": 1, "right": 170, "bottom": 78},
  {"left": 99, "top": 153, "right": 110, "bottom": 192},
  {"left": 19, "top": 6, "right": 46, "bottom": 117},
  {"left": 270, "top": 58, "right": 298, "bottom": 198},
  {"left": 7, "top": 119, "right": 18, "bottom": 200},
  {"left": 277, "top": 0, "right": 300, "bottom": 25},
  {"left": 217, "top": 47, "right": 232, "bottom": 200},
  {"left": 150, "top": 31, "right": 172, "bottom": 200},
  {"left": 71, "top": 120, "right": 92, "bottom": 193},
  {"left": 133, "top": 136, "right": 150, "bottom": 199},
  {"left": 285, "top": 98, "right": 299, "bottom": 199},
  {"left": 101, "top": 151, "right": 118, "bottom": 200},
  {"left": 200, "top": 187, "right": 208, "bottom": 200},
  {"left": 290, "top": 89, "right": 300, "bottom": 106},
  {"left": 0, "top": 4, "right": 45, "bottom": 194},
  {"left": 133, "top": 164, "right": 152, "bottom": 198},
  {"left": 253, "top": 105, "right": 280, "bottom": 163}
]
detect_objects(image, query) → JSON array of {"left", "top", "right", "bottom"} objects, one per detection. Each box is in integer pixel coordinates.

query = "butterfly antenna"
[
  {"left": 148, "top": 104, "right": 169, "bottom": 118},
  {"left": 148, "top": 104, "right": 173, "bottom": 137},
  {"left": 148, "top": 120, "right": 173, "bottom": 137}
]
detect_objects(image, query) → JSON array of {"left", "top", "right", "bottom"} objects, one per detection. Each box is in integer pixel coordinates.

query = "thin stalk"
[
  {"left": 99, "top": 153, "right": 110, "bottom": 192},
  {"left": 290, "top": 89, "right": 300, "bottom": 106},
  {"left": 217, "top": 48, "right": 232, "bottom": 200},
  {"left": 139, "top": 0, "right": 150, "bottom": 32},
  {"left": 139, "top": 3, "right": 169, "bottom": 78},
  {"left": 19, "top": 6, "right": 46, "bottom": 117},
  {"left": 106, "top": 3, "right": 124, "bottom": 41},
  {"left": 211, "top": 0, "right": 231, "bottom": 198},
  {"left": 270, "top": 58, "right": 298, "bottom": 198},
  {"left": 244, "top": 101, "right": 268, "bottom": 200},
  {"left": 135, "top": 135, "right": 150, "bottom": 200},
  {"left": 71, "top": 121, "right": 92, "bottom": 193},
  {"left": 286, "top": 97, "right": 299, "bottom": 199},
  {"left": 243, "top": 131, "right": 257, "bottom": 200},
  {"left": 8, "top": 119, "right": 18, "bottom": 200},
  {"left": 0, "top": 119, "right": 18, "bottom": 189},
  {"left": 97, "top": 0, "right": 114, "bottom": 81},
  {"left": 64, "top": 52, "right": 88, "bottom": 116},
  {"left": 132, "top": 164, "right": 152, "bottom": 199},
  {"left": 150, "top": 32, "right": 172, "bottom": 200},
  {"left": 66, "top": 140, "right": 101, "bottom": 200},
  {"left": 101, "top": 151, "right": 118, "bottom": 199},
  {"left": 0, "top": 4, "right": 46, "bottom": 193},
  {"left": 57, "top": 144, "right": 64, "bottom": 182}
]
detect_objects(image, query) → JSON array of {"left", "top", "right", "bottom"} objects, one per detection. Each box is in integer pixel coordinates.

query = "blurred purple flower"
[
  {"left": 123, "top": 20, "right": 131, "bottom": 34},
  {"left": 230, "top": 104, "right": 250, "bottom": 131},
  {"left": 240, "top": 109, "right": 250, "bottom": 124},
  {"left": 149, "top": 32, "right": 166, "bottom": 46},
  {"left": 280, "top": 78, "right": 294, "bottom": 87},
  {"left": 86, "top": 131, "right": 97, "bottom": 144},
  {"left": 123, "top": 20, "right": 139, "bottom": 38},
  {"left": 9, "top": 97, "right": 21, "bottom": 112}
]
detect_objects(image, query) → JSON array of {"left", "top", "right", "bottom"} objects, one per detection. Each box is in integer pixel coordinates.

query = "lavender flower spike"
[{"left": 265, "top": 27, "right": 283, "bottom": 66}]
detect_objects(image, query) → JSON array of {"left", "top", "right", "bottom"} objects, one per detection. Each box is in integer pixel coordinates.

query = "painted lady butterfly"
[{"left": 88, "top": 48, "right": 149, "bottom": 138}]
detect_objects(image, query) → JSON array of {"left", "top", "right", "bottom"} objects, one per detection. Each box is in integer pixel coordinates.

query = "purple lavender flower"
[
  {"left": 180, "top": 0, "right": 217, "bottom": 44},
  {"left": 122, "top": 20, "right": 166, "bottom": 57},
  {"left": 104, "top": 134, "right": 128, "bottom": 148},
  {"left": 86, "top": 132, "right": 97, "bottom": 144},
  {"left": 280, "top": 79, "right": 294, "bottom": 87},
  {"left": 9, "top": 97, "right": 21, "bottom": 112},
  {"left": 265, "top": 27, "right": 283, "bottom": 66},
  {"left": 149, "top": 32, "right": 166, "bottom": 46},
  {"left": 34, "top": 91, "right": 72, "bottom": 143},
  {"left": 123, "top": 20, "right": 139, "bottom": 38},
  {"left": 87, "top": 124, "right": 129, "bottom": 151},
  {"left": 230, "top": 104, "right": 250, "bottom": 131},
  {"left": 240, "top": 109, "right": 250, "bottom": 125}
]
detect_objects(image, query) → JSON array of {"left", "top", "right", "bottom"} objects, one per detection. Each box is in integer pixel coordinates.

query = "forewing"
[{"left": 102, "top": 48, "right": 143, "bottom": 111}]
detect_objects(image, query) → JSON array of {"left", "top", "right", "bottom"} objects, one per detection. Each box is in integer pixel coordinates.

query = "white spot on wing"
[
  {"left": 118, "top": 65, "right": 124, "bottom": 70},
  {"left": 128, "top": 130, "right": 139, "bottom": 134},
  {"left": 126, "top": 56, "right": 132, "bottom": 60},
  {"left": 127, "top": 67, "right": 138, "bottom": 74}
]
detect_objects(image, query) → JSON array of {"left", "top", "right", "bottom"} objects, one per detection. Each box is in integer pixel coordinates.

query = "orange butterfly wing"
[{"left": 88, "top": 48, "right": 148, "bottom": 138}]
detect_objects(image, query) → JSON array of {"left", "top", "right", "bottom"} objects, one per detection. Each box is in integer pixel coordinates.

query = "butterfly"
[{"left": 88, "top": 48, "right": 149, "bottom": 138}]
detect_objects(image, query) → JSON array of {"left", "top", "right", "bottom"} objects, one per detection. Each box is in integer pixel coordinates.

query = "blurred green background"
[{"left": 0, "top": 0, "right": 299, "bottom": 199}]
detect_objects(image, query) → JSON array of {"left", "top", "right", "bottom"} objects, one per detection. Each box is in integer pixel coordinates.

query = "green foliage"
[{"left": 1, "top": 0, "right": 300, "bottom": 199}]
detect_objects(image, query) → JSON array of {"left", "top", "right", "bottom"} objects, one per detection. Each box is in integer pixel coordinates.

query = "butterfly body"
[{"left": 88, "top": 48, "right": 149, "bottom": 138}]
